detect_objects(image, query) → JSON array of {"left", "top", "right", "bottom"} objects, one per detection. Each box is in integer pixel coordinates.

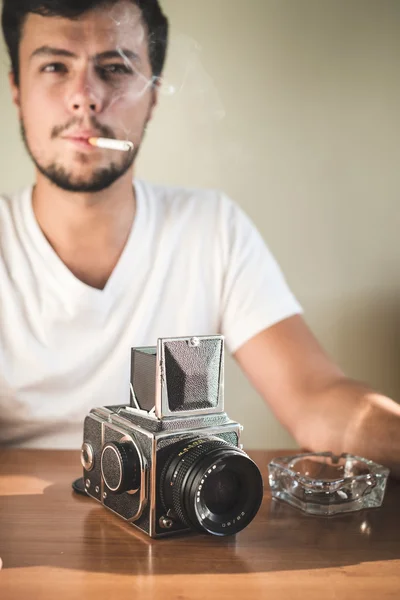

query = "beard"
[{"left": 20, "top": 119, "right": 143, "bottom": 193}]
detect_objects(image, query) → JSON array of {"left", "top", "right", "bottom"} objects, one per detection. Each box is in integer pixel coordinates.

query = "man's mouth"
[{"left": 62, "top": 131, "right": 101, "bottom": 149}]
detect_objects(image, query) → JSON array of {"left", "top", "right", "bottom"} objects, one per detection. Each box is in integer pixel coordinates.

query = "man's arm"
[{"left": 234, "top": 314, "right": 400, "bottom": 477}]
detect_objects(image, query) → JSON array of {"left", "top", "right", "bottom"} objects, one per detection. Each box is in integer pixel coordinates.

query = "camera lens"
[
  {"left": 161, "top": 437, "right": 263, "bottom": 536},
  {"left": 202, "top": 468, "right": 241, "bottom": 514}
]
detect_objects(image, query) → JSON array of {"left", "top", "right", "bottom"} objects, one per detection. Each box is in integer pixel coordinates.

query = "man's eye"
[
  {"left": 40, "top": 63, "right": 68, "bottom": 74},
  {"left": 98, "top": 64, "right": 134, "bottom": 77}
]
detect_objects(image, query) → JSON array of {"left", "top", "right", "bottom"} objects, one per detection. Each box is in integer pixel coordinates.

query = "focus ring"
[
  {"left": 160, "top": 438, "right": 229, "bottom": 511},
  {"left": 170, "top": 440, "right": 233, "bottom": 529}
]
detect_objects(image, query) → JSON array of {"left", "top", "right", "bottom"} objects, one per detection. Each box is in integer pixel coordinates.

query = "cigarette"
[{"left": 88, "top": 137, "right": 134, "bottom": 152}]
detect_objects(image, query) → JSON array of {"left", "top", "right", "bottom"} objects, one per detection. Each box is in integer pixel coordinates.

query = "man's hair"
[{"left": 1, "top": 0, "right": 169, "bottom": 86}]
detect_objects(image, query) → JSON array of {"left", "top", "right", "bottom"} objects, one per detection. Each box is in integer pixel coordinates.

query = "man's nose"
[{"left": 67, "top": 72, "right": 104, "bottom": 116}]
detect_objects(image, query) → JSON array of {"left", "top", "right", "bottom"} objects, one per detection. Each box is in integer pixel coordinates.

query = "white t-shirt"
[{"left": 0, "top": 179, "right": 302, "bottom": 448}]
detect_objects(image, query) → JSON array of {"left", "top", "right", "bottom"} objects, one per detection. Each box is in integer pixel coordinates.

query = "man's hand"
[{"left": 234, "top": 315, "right": 400, "bottom": 477}]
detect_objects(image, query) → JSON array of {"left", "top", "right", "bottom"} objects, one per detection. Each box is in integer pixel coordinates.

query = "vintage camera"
[{"left": 81, "top": 335, "right": 263, "bottom": 538}]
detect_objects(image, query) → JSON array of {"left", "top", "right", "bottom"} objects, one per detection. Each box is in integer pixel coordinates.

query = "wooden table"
[{"left": 0, "top": 449, "right": 399, "bottom": 599}]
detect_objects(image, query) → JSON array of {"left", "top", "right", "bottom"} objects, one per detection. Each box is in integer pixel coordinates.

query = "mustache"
[{"left": 51, "top": 117, "right": 116, "bottom": 140}]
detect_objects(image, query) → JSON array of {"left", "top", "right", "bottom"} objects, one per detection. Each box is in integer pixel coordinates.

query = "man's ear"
[
  {"left": 9, "top": 71, "right": 21, "bottom": 115},
  {"left": 147, "top": 78, "right": 161, "bottom": 122}
]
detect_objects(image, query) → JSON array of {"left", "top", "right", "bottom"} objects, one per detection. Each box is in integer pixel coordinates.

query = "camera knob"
[{"left": 101, "top": 441, "right": 140, "bottom": 494}]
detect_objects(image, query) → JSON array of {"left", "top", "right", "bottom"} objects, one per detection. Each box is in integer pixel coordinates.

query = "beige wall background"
[{"left": 1, "top": 0, "right": 399, "bottom": 450}]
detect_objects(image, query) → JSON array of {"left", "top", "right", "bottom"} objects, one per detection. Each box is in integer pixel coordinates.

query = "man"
[{"left": 1, "top": 0, "right": 399, "bottom": 475}]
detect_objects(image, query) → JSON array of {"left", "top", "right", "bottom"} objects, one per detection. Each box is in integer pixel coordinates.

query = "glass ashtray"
[{"left": 268, "top": 452, "right": 389, "bottom": 516}]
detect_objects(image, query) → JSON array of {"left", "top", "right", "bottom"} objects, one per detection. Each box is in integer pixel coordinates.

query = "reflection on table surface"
[{"left": 0, "top": 449, "right": 399, "bottom": 600}]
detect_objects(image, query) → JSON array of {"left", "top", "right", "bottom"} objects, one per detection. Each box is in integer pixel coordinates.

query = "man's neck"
[{"left": 32, "top": 171, "right": 137, "bottom": 290}]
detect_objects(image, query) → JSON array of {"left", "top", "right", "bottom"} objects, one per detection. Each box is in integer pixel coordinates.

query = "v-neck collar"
[{"left": 20, "top": 179, "right": 144, "bottom": 311}]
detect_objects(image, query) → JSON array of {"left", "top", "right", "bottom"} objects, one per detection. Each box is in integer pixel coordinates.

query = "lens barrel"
[{"left": 161, "top": 437, "right": 263, "bottom": 536}]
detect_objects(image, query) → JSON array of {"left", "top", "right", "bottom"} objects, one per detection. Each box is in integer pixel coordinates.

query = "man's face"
[{"left": 10, "top": 1, "right": 158, "bottom": 193}]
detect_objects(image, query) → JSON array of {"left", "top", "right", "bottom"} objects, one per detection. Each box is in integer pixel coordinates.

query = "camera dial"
[
  {"left": 81, "top": 443, "right": 94, "bottom": 471},
  {"left": 101, "top": 441, "right": 141, "bottom": 494}
]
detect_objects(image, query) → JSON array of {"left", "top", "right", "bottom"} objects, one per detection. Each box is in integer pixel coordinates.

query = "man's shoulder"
[
  {"left": 0, "top": 190, "right": 18, "bottom": 226},
  {"left": 0, "top": 187, "right": 31, "bottom": 216},
  {"left": 137, "top": 179, "right": 235, "bottom": 215},
  {"left": 0, "top": 191, "right": 13, "bottom": 210}
]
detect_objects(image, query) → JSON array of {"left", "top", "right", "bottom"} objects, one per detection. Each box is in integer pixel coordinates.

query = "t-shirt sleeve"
[{"left": 218, "top": 193, "right": 303, "bottom": 354}]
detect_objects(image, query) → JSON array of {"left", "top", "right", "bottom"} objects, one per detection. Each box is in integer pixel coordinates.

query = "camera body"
[{"left": 82, "top": 335, "right": 263, "bottom": 538}]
